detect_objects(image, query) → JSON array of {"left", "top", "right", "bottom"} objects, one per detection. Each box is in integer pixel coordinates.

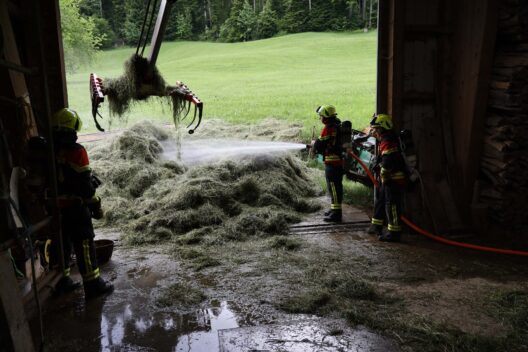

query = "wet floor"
[
  {"left": 41, "top": 224, "right": 398, "bottom": 352},
  {"left": 41, "top": 240, "right": 239, "bottom": 351}
]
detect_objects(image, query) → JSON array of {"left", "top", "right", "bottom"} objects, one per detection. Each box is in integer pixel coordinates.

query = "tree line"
[{"left": 77, "top": 0, "right": 378, "bottom": 47}]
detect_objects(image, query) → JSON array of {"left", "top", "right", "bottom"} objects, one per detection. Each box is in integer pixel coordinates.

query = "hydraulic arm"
[{"left": 89, "top": 0, "right": 203, "bottom": 133}]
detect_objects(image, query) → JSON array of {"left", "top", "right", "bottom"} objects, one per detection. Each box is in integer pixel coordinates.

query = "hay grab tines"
[{"left": 89, "top": 69, "right": 203, "bottom": 134}]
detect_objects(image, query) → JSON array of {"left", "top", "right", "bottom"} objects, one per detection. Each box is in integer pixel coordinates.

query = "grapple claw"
[
  {"left": 168, "top": 81, "right": 203, "bottom": 134},
  {"left": 89, "top": 73, "right": 105, "bottom": 132}
]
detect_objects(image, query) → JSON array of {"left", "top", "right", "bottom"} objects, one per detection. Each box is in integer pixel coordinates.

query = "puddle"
[
  {"left": 41, "top": 230, "right": 398, "bottom": 352},
  {"left": 98, "top": 300, "right": 239, "bottom": 352},
  {"left": 43, "top": 295, "right": 241, "bottom": 351},
  {"left": 174, "top": 301, "right": 239, "bottom": 352},
  {"left": 41, "top": 236, "right": 243, "bottom": 352},
  {"left": 219, "top": 321, "right": 397, "bottom": 352},
  {"left": 160, "top": 139, "right": 306, "bottom": 166}
]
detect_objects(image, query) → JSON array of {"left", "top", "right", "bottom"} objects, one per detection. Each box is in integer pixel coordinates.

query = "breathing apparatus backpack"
[
  {"left": 398, "top": 129, "right": 418, "bottom": 183},
  {"left": 336, "top": 120, "right": 352, "bottom": 150}
]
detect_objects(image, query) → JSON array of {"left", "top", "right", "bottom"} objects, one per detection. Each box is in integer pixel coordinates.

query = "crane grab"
[{"left": 89, "top": 0, "right": 203, "bottom": 133}]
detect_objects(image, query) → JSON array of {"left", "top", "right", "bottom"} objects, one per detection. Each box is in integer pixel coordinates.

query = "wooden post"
[
  {"left": 0, "top": 0, "right": 38, "bottom": 138},
  {"left": 376, "top": 0, "right": 389, "bottom": 114},
  {"left": 0, "top": 250, "right": 35, "bottom": 352},
  {"left": 449, "top": 0, "right": 499, "bottom": 217}
]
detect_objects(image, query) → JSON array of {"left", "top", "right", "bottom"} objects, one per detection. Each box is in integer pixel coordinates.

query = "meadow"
[{"left": 69, "top": 31, "right": 377, "bottom": 137}]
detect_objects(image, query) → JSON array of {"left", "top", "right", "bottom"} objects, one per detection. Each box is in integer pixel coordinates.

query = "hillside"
[{"left": 68, "top": 31, "right": 377, "bottom": 135}]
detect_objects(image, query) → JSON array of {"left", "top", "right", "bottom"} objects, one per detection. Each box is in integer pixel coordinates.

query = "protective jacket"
[
  {"left": 314, "top": 117, "right": 343, "bottom": 219},
  {"left": 313, "top": 118, "right": 344, "bottom": 167},
  {"left": 54, "top": 131, "right": 101, "bottom": 282},
  {"left": 377, "top": 130, "right": 406, "bottom": 186},
  {"left": 371, "top": 129, "right": 407, "bottom": 235},
  {"left": 57, "top": 144, "right": 95, "bottom": 200}
]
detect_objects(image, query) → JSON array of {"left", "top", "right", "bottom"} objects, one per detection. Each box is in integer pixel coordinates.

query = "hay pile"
[
  {"left": 193, "top": 118, "right": 304, "bottom": 142},
  {"left": 88, "top": 122, "right": 322, "bottom": 245}
]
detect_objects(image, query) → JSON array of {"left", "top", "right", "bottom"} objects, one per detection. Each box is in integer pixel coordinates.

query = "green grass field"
[{"left": 69, "top": 31, "right": 377, "bottom": 137}]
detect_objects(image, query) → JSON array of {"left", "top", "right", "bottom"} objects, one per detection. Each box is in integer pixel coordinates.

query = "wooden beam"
[
  {"left": 0, "top": 0, "right": 38, "bottom": 138},
  {"left": 390, "top": 0, "right": 405, "bottom": 127},
  {"left": 376, "top": 0, "right": 390, "bottom": 114},
  {"left": 0, "top": 250, "right": 35, "bottom": 352},
  {"left": 449, "top": 0, "right": 499, "bottom": 215}
]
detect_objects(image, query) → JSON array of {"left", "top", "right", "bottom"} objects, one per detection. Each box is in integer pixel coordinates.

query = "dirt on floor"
[
  {"left": 40, "top": 206, "right": 528, "bottom": 352},
  {"left": 39, "top": 121, "right": 528, "bottom": 352}
]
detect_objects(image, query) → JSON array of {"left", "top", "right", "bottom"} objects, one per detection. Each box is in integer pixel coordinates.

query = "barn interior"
[{"left": 1, "top": 0, "right": 527, "bottom": 351}]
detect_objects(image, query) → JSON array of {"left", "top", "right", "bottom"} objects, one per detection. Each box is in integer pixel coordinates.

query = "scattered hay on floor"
[
  {"left": 88, "top": 121, "right": 322, "bottom": 245},
  {"left": 277, "top": 289, "right": 332, "bottom": 314},
  {"left": 155, "top": 282, "right": 206, "bottom": 308},
  {"left": 189, "top": 118, "right": 304, "bottom": 142},
  {"left": 268, "top": 235, "right": 302, "bottom": 251}
]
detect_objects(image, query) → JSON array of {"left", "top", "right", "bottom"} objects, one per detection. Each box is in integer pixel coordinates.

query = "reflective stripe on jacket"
[
  {"left": 314, "top": 120, "right": 343, "bottom": 167},
  {"left": 378, "top": 131, "right": 406, "bottom": 184}
]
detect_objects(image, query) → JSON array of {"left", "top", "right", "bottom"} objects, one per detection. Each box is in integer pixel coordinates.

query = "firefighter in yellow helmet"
[
  {"left": 312, "top": 105, "right": 344, "bottom": 222},
  {"left": 52, "top": 108, "right": 114, "bottom": 299},
  {"left": 368, "top": 113, "right": 407, "bottom": 242}
]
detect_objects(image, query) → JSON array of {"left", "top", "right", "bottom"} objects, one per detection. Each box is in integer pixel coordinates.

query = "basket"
[{"left": 94, "top": 239, "right": 114, "bottom": 265}]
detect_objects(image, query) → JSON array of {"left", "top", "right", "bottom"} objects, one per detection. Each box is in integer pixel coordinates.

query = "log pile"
[{"left": 479, "top": 0, "right": 528, "bottom": 234}]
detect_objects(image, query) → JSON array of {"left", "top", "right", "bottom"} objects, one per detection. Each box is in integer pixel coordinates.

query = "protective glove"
[
  {"left": 86, "top": 196, "right": 104, "bottom": 220},
  {"left": 90, "top": 174, "right": 102, "bottom": 189},
  {"left": 308, "top": 140, "right": 316, "bottom": 159}
]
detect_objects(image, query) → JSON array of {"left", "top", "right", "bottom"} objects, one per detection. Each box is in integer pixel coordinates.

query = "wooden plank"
[
  {"left": 0, "top": 250, "right": 35, "bottom": 352},
  {"left": 449, "top": 0, "right": 499, "bottom": 216},
  {"left": 391, "top": 0, "right": 405, "bottom": 127},
  {"left": 489, "top": 81, "right": 511, "bottom": 90},
  {"left": 420, "top": 175, "right": 463, "bottom": 235},
  {"left": 0, "top": 0, "right": 37, "bottom": 137},
  {"left": 376, "top": 0, "right": 391, "bottom": 114},
  {"left": 493, "top": 55, "right": 528, "bottom": 67}
]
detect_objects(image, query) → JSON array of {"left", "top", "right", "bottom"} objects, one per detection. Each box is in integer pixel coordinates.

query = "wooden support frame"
[
  {"left": 0, "top": 250, "right": 35, "bottom": 352},
  {"left": 0, "top": 0, "right": 38, "bottom": 138},
  {"left": 449, "top": 0, "right": 499, "bottom": 213},
  {"left": 377, "top": 0, "right": 500, "bottom": 234}
]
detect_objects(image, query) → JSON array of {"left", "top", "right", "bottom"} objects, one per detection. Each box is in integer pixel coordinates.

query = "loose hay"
[
  {"left": 88, "top": 121, "right": 322, "bottom": 245},
  {"left": 193, "top": 118, "right": 304, "bottom": 142},
  {"left": 103, "top": 54, "right": 187, "bottom": 128},
  {"left": 155, "top": 282, "right": 206, "bottom": 308}
]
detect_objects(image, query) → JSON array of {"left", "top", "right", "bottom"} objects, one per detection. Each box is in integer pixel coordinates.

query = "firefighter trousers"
[
  {"left": 60, "top": 205, "right": 101, "bottom": 282},
  {"left": 325, "top": 164, "right": 343, "bottom": 211},
  {"left": 371, "top": 182, "right": 403, "bottom": 233}
]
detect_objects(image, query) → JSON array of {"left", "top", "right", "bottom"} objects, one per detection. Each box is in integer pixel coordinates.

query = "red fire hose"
[{"left": 347, "top": 151, "right": 528, "bottom": 257}]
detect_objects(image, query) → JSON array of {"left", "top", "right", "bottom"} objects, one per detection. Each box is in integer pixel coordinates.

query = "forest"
[{"left": 69, "top": 0, "right": 378, "bottom": 47}]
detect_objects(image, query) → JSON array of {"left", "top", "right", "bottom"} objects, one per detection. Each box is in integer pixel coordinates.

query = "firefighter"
[
  {"left": 52, "top": 108, "right": 114, "bottom": 299},
  {"left": 367, "top": 113, "right": 407, "bottom": 242},
  {"left": 312, "top": 105, "right": 344, "bottom": 222}
]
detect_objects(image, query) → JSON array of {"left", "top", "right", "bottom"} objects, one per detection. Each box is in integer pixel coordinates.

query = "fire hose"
[{"left": 347, "top": 150, "right": 528, "bottom": 257}]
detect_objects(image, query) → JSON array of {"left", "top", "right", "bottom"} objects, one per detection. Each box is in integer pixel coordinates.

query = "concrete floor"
[{"left": 38, "top": 203, "right": 399, "bottom": 352}]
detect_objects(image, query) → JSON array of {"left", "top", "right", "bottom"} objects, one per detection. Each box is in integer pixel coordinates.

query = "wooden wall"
[
  {"left": 478, "top": 0, "right": 528, "bottom": 236},
  {"left": 378, "top": 0, "right": 500, "bottom": 235}
]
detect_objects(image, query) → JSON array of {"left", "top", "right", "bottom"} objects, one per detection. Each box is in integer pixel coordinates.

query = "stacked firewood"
[{"left": 479, "top": 0, "right": 528, "bottom": 233}]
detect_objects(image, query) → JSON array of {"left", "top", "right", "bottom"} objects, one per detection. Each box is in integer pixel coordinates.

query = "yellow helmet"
[
  {"left": 370, "top": 113, "right": 393, "bottom": 130},
  {"left": 316, "top": 105, "right": 337, "bottom": 118},
  {"left": 52, "top": 108, "right": 83, "bottom": 132}
]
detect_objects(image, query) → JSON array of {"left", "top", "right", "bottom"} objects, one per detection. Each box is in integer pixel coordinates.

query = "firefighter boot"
[
  {"left": 367, "top": 224, "right": 383, "bottom": 235},
  {"left": 378, "top": 229, "right": 401, "bottom": 242},
  {"left": 84, "top": 277, "right": 114, "bottom": 300},
  {"left": 55, "top": 276, "right": 81, "bottom": 294},
  {"left": 324, "top": 210, "right": 342, "bottom": 223}
]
